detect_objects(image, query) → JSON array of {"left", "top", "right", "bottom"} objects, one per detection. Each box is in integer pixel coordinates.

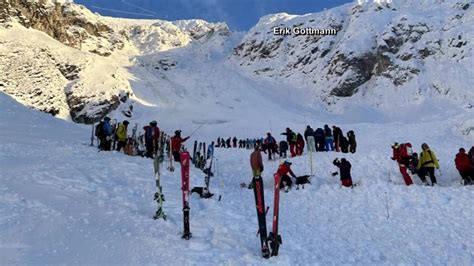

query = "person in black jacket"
[
  {"left": 347, "top": 130, "right": 357, "bottom": 153},
  {"left": 314, "top": 128, "right": 325, "bottom": 152},
  {"left": 279, "top": 140, "right": 288, "bottom": 158},
  {"left": 333, "top": 158, "right": 353, "bottom": 187},
  {"left": 281, "top": 127, "right": 297, "bottom": 157}
]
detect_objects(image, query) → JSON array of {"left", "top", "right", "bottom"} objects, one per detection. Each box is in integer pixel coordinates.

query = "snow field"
[{"left": 1, "top": 92, "right": 473, "bottom": 265}]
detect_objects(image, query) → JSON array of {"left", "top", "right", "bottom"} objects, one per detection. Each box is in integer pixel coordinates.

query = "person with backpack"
[
  {"left": 347, "top": 130, "right": 357, "bottom": 154},
  {"left": 332, "top": 158, "right": 353, "bottom": 187},
  {"left": 115, "top": 120, "right": 129, "bottom": 152},
  {"left": 455, "top": 148, "right": 474, "bottom": 185},
  {"left": 296, "top": 133, "right": 305, "bottom": 156},
  {"left": 277, "top": 160, "right": 298, "bottom": 192},
  {"left": 304, "top": 125, "right": 316, "bottom": 153},
  {"left": 324, "top": 125, "right": 334, "bottom": 152},
  {"left": 143, "top": 121, "right": 160, "bottom": 158},
  {"left": 417, "top": 143, "right": 440, "bottom": 186},
  {"left": 391, "top": 142, "right": 414, "bottom": 186},
  {"left": 281, "top": 127, "right": 297, "bottom": 157},
  {"left": 279, "top": 140, "right": 288, "bottom": 158},
  {"left": 171, "top": 130, "right": 190, "bottom": 162}
]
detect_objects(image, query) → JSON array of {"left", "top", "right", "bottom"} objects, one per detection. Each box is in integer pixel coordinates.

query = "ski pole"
[
  {"left": 189, "top": 124, "right": 204, "bottom": 138},
  {"left": 384, "top": 191, "right": 390, "bottom": 219}
]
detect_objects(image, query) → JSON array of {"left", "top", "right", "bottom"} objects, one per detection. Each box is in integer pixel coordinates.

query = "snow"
[
  {"left": 1, "top": 88, "right": 473, "bottom": 264},
  {"left": 1, "top": 0, "right": 474, "bottom": 264}
]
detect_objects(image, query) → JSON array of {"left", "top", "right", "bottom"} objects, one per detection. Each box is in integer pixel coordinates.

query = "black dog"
[{"left": 295, "top": 175, "right": 311, "bottom": 189}]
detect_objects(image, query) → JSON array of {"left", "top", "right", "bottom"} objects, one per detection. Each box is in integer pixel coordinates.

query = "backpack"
[
  {"left": 95, "top": 121, "right": 104, "bottom": 138},
  {"left": 399, "top": 143, "right": 413, "bottom": 159}
]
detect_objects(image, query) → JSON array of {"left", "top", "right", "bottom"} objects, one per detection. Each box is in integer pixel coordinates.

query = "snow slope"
[{"left": 1, "top": 90, "right": 473, "bottom": 264}]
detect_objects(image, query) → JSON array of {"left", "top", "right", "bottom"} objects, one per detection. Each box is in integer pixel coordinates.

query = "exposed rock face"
[
  {"left": 231, "top": 0, "right": 474, "bottom": 108},
  {"left": 0, "top": 0, "right": 230, "bottom": 123}
]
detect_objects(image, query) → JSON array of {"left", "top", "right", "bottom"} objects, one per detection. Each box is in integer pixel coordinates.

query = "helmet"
[
  {"left": 103, "top": 116, "right": 111, "bottom": 121},
  {"left": 150, "top": 120, "right": 157, "bottom": 126},
  {"left": 175, "top": 130, "right": 181, "bottom": 135},
  {"left": 283, "top": 160, "right": 292, "bottom": 165},
  {"left": 123, "top": 120, "right": 129, "bottom": 125}
]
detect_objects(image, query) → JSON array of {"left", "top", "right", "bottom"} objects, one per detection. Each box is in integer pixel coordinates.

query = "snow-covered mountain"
[
  {"left": 231, "top": 0, "right": 474, "bottom": 112},
  {"left": 0, "top": 0, "right": 230, "bottom": 123},
  {"left": 0, "top": 0, "right": 473, "bottom": 128}
]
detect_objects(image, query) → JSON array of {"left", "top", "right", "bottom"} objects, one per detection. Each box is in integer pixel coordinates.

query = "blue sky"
[{"left": 74, "top": 0, "right": 353, "bottom": 31}]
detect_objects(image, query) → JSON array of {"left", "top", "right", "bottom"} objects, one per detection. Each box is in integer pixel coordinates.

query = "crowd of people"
[
  {"left": 94, "top": 118, "right": 473, "bottom": 187},
  {"left": 217, "top": 125, "right": 358, "bottom": 160}
]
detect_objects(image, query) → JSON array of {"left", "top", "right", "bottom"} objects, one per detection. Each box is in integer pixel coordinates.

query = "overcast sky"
[{"left": 74, "top": 0, "right": 353, "bottom": 31}]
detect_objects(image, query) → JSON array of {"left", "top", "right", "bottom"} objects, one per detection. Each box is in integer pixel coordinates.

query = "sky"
[{"left": 73, "top": 0, "right": 354, "bottom": 31}]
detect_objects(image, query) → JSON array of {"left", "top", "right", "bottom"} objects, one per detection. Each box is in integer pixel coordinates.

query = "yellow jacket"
[
  {"left": 116, "top": 124, "right": 127, "bottom": 141},
  {"left": 417, "top": 149, "right": 440, "bottom": 169}
]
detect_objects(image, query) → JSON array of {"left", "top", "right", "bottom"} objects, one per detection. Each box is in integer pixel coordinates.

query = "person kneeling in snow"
[
  {"left": 332, "top": 158, "right": 353, "bottom": 187},
  {"left": 277, "top": 160, "right": 297, "bottom": 192}
]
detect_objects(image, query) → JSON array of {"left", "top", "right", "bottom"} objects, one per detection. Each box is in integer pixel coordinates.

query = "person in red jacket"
[
  {"left": 171, "top": 130, "right": 189, "bottom": 162},
  {"left": 296, "top": 133, "right": 305, "bottom": 156},
  {"left": 277, "top": 160, "right": 297, "bottom": 192},
  {"left": 455, "top": 148, "right": 474, "bottom": 185},
  {"left": 391, "top": 142, "right": 413, "bottom": 186}
]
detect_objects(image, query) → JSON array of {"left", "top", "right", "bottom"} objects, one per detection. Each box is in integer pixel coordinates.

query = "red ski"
[
  {"left": 268, "top": 172, "right": 282, "bottom": 256},
  {"left": 180, "top": 151, "right": 191, "bottom": 240}
]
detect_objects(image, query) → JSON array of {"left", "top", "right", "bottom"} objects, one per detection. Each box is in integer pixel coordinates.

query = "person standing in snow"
[
  {"left": 347, "top": 130, "right": 357, "bottom": 154},
  {"left": 101, "top": 117, "right": 113, "bottom": 151},
  {"left": 324, "top": 125, "right": 334, "bottom": 152},
  {"left": 281, "top": 127, "right": 297, "bottom": 157},
  {"left": 171, "top": 130, "right": 190, "bottom": 162},
  {"left": 250, "top": 145, "right": 264, "bottom": 178},
  {"left": 115, "top": 120, "right": 129, "bottom": 152},
  {"left": 277, "top": 160, "right": 298, "bottom": 192},
  {"left": 455, "top": 148, "right": 473, "bottom": 185},
  {"left": 391, "top": 143, "right": 414, "bottom": 186},
  {"left": 263, "top": 132, "right": 277, "bottom": 160},
  {"left": 468, "top": 146, "right": 474, "bottom": 166},
  {"left": 232, "top": 137, "right": 238, "bottom": 148},
  {"left": 332, "top": 158, "right": 354, "bottom": 187},
  {"left": 304, "top": 125, "right": 316, "bottom": 153},
  {"left": 314, "top": 128, "right": 325, "bottom": 152},
  {"left": 332, "top": 126, "right": 343, "bottom": 152},
  {"left": 417, "top": 143, "right": 440, "bottom": 186},
  {"left": 296, "top": 133, "right": 305, "bottom": 156},
  {"left": 279, "top": 140, "right": 288, "bottom": 158},
  {"left": 143, "top": 120, "right": 160, "bottom": 158}
]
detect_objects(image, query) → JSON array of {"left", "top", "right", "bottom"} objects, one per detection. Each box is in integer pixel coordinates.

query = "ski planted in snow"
[
  {"left": 168, "top": 137, "right": 175, "bottom": 172},
  {"left": 192, "top": 140, "right": 198, "bottom": 165},
  {"left": 180, "top": 151, "right": 192, "bottom": 240},
  {"left": 252, "top": 175, "right": 270, "bottom": 259},
  {"left": 153, "top": 140, "right": 166, "bottom": 220},
  {"left": 268, "top": 173, "right": 282, "bottom": 256}
]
